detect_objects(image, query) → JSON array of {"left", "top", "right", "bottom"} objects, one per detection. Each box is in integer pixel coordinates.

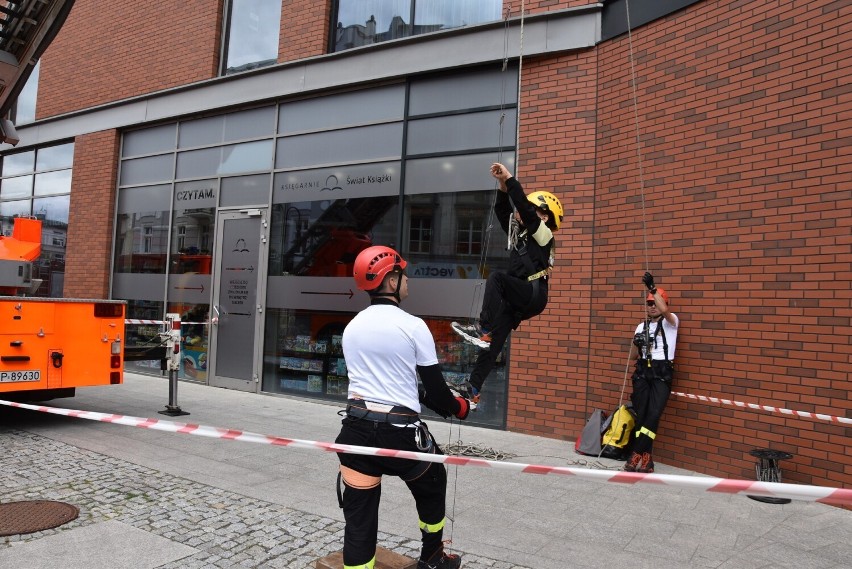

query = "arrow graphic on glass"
[{"left": 301, "top": 289, "right": 354, "bottom": 299}]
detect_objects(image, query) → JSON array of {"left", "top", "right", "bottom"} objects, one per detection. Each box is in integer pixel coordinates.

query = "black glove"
[
  {"left": 642, "top": 272, "right": 656, "bottom": 293},
  {"left": 419, "top": 386, "right": 450, "bottom": 419}
]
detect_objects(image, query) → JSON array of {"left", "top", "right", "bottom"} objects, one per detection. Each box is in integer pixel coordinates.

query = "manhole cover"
[{"left": 0, "top": 500, "right": 79, "bottom": 536}]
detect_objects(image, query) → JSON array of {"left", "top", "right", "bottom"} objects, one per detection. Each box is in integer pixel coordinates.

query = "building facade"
[{"left": 1, "top": 0, "right": 849, "bottom": 490}]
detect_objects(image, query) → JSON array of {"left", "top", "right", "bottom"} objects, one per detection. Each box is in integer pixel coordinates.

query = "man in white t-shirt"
[
  {"left": 335, "top": 245, "right": 473, "bottom": 569},
  {"left": 624, "top": 272, "right": 679, "bottom": 474}
]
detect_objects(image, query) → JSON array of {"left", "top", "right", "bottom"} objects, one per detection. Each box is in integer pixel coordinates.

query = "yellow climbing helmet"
[{"left": 527, "top": 191, "right": 564, "bottom": 231}]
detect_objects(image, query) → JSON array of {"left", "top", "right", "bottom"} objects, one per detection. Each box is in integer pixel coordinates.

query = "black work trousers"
[
  {"left": 335, "top": 417, "right": 446, "bottom": 567},
  {"left": 468, "top": 271, "right": 547, "bottom": 392},
  {"left": 630, "top": 359, "right": 674, "bottom": 454}
]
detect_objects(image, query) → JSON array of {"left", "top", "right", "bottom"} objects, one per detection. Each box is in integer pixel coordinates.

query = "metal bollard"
[
  {"left": 158, "top": 313, "right": 189, "bottom": 417},
  {"left": 747, "top": 448, "right": 793, "bottom": 504}
]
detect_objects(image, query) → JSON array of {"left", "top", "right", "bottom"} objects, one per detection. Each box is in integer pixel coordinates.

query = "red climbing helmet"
[
  {"left": 647, "top": 288, "right": 670, "bottom": 304},
  {"left": 353, "top": 246, "right": 408, "bottom": 291}
]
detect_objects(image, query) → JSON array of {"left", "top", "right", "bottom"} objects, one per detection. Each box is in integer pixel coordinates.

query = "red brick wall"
[
  {"left": 64, "top": 130, "right": 120, "bottom": 298},
  {"left": 511, "top": 0, "right": 851, "bottom": 489},
  {"left": 508, "top": 51, "right": 599, "bottom": 436},
  {"left": 279, "top": 0, "right": 332, "bottom": 62},
  {"left": 36, "top": 1, "right": 224, "bottom": 119}
]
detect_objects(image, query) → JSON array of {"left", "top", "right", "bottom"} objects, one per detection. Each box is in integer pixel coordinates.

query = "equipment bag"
[
  {"left": 574, "top": 409, "right": 606, "bottom": 456},
  {"left": 600, "top": 405, "right": 637, "bottom": 460}
]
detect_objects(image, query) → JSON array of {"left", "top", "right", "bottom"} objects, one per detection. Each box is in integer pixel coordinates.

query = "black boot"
[{"left": 418, "top": 549, "right": 462, "bottom": 569}]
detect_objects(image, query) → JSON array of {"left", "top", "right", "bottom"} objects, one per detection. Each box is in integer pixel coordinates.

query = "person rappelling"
[{"left": 452, "top": 162, "right": 563, "bottom": 402}]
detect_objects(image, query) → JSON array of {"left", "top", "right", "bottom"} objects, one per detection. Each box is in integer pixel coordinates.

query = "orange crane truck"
[{"left": 0, "top": 217, "right": 125, "bottom": 401}]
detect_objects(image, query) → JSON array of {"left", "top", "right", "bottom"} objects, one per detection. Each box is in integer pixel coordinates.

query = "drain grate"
[{"left": 0, "top": 500, "right": 79, "bottom": 536}]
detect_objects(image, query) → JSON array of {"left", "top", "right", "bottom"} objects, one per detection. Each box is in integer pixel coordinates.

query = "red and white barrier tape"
[
  {"left": 3, "top": 399, "right": 850, "bottom": 506},
  {"left": 672, "top": 391, "right": 852, "bottom": 426}
]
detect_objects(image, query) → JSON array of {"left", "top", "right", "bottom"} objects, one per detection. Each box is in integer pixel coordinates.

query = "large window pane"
[
  {"left": 261, "top": 309, "right": 350, "bottom": 398},
  {"left": 333, "top": 0, "right": 500, "bottom": 52},
  {"left": 0, "top": 200, "right": 32, "bottom": 236},
  {"left": 276, "top": 124, "right": 402, "bottom": 169},
  {"left": 409, "top": 67, "right": 517, "bottom": 115},
  {"left": 223, "top": 0, "right": 281, "bottom": 74},
  {"left": 34, "top": 169, "right": 72, "bottom": 196},
  {"left": 403, "top": 190, "right": 507, "bottom": 278},
  {"left": 414, "top": 1, "right": 501, "bottom": 32},
  {"left": 0, "top": 175, "right": 33, "bottom": 199},
  {"left": 32, "top": 195, "right": 70, "bottom": 296},
  {"left": 123, "top": 124, "right": 177, "bottom": 158},
  {"left": 123, "top": 299, "right": 167, "bottom": 376},
  {"left": 333, "top": 0, "right": 411, "bottom": 51},
  {"left": 114, "top": 185, "right": 172, "bottom": 274},
  {"left": 223, "top": 106, "right": 276, "bottom": 142},
  {"left": 170, "top": 180, "right": 216, "bottom": 274},
  {"left": 36, "top": 143, "right": 74, "bottom": 170},
  {"left": 2, "top": 151, "right": 35, "bottom": 176},
  {"left": 407, "top": 110, "right": 515, "bottom": 155},
  {"left": 269, "top": 197, "right": 399, "bottom": 277},
  {"left": 220, "top": 174, "right": 270, "bottom": 207},
  {"left": 177, "top": 140, "right": 273, "bottom": 179},
  {"left": 120, "top": 154, "right": 175, "bottom": 186},
  {"left": 278, "top": 86, "right": 405, "bottom": 135}
]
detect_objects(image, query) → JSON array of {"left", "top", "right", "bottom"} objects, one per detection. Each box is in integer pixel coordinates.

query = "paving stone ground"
[{"left": 0, "top": 429, "right": 529, "bottom": 569}]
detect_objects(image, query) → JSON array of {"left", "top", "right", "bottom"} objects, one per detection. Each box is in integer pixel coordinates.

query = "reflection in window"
[
  {"left": 2, "top": 150, "right": 35, "bottom": 176},
  {"left": 32, "top": 195, "right": 70, "bottom": 296},
  {"left": 332, "top": 0, "right": 501, "bottom": 52},
  {"left": 222, "top": 0, "right": 281, "bottom": 75},
  {"left": 170, "top": 207, "right": 214, "bottom": 274},
  {"left": 114, "top": 211, "right": 170, "bottom": 273},
  {"left": 0, "top": 200, "right": 31, "bottom": 236},
  {"left": 170, "top": 302, "right": 211, "bottom": 381},
  {"left": 269, "top": 197, "right": 399, "bottom": 277},
  {"left": 122, "top": 299, "right": 167, "bottom": 376},
  {"left": 0, "top": 143, "right": 74, "bottom": 297},
  {"left": 13, "top": 60, "right": 39, "bottom": 125},
  {"left": 403, "top": 190, "right": 506, "bottom": 276},
  {"left": 455, "top": 217, "right": 482, "bottom": 256},
  {"left": 409, "top": 215, "right": 432, "bottom": 254}
]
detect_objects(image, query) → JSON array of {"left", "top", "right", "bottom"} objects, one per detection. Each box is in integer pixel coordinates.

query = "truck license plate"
[{"left": 0, "top": 370, "right": 41, "bottom": 383}]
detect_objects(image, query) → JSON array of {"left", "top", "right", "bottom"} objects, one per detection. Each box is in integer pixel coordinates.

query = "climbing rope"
[{"left": 590, "top": 0, "right": 656, "bottom": 464}]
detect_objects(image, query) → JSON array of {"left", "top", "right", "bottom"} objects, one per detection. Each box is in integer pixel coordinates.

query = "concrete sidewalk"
[{"left": 1, "top": 373, "right": 850, "bottom": 568}]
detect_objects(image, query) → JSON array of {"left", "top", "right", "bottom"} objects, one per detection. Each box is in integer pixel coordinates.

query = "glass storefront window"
[
  {"left": 32, "top": 196, "right": 69, "bottom": 297},
  {"left": 0, "top": 200, "right": 31, "bottom": 236},
  {"left": 0, "top": 175, "right": 33, "bottom": 199},
  {"left": 260, "top": 308, "right": 506, "bottom": 427},
  {"left": 269, "top": 197, "right": 399, "bottom": 277},
  {"left": 2, "top": 150, "right": 35, "bottom": 176},
  {"left": 332, "top": 0, "right": 501, "bottom": 52},
  {"left": 34, "top": 169, "right": 72, "bottom": 196},
  {"left": 262, "top": 309, "right": 350, "bottom": 398},
  {"left": 123, "top": 299, "right": 167, "bottom": 376},
  {"left": 222, "top": 0, "right": 281, "bottom": 75},
  {"left": 170, "top": 301, "right": 211, "bottom": 382},
  {"left": 0, "top": 143, "right": 74, "bottom": 297},
  {"left": 114, "top": 184, "right": 172, "bottom": 274}
]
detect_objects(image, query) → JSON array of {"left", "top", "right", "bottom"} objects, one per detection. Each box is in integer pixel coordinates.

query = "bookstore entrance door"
[{"left": 208, "top": 208, "right": 269, "bottom": 392}]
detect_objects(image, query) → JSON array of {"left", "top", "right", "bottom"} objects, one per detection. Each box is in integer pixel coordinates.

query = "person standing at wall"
[
  {"left": 335, "top": 245, "right": 475, "bottom": 569},
  {"left": 624, "top": 272, "right": 679, "bottom": 473},
  {"left": 453, "top": 162, "right": 562, "bottom": 401}
]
